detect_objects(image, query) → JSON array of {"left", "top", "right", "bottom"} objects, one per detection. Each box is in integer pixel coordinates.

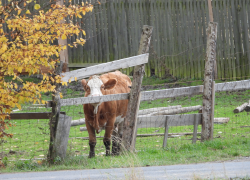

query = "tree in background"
[{"left": 0, "top": 0, "right": 92, "bottom": 138}]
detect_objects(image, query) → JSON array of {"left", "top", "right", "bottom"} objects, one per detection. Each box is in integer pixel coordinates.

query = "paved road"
[{"left": 1, "top": 160, "right": 250, "bottom": 180}]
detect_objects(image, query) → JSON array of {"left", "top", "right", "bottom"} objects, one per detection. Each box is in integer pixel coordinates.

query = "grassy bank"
[{"left": 1, "top": 76, "right": 250, "bottom": 173}]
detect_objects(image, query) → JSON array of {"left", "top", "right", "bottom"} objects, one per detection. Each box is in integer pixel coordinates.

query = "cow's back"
[{"left": 100, "top": 71, "right": 132, "bottom": 117}]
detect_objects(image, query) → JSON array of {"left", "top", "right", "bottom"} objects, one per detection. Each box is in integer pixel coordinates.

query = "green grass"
[{"left": 1, "top": 77, "right": 250, "bottom": 173}]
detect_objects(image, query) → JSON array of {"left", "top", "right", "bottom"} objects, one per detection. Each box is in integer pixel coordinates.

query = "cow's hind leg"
[
  {"left": 86, "top": 121, "right": 96, "bottom": 158},
  {"left": 111, "top": 125, "right": 119, "bottom": 156},
  {"left": 112, "top": 122, "right": 123, "bottom": 156}
]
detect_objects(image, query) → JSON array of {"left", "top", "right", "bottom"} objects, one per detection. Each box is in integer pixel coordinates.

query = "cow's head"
[{"left": 81, "top": 75, "right": 117, "bottom": 97}]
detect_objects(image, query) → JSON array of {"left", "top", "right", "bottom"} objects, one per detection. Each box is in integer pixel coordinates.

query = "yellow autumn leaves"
[{"left": 0, "top": 1, "right": 93, "bottom": 138}]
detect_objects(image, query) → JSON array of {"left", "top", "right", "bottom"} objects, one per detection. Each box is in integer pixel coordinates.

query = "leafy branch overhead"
[{"left": 0, "top": 0, "right": 93, "bottom": 138}]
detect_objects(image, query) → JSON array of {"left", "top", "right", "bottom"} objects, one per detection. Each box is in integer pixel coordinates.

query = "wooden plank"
[
  {"left": 68, "top": 63, "right": 100, "bottom": 68},
  {"left": 95, "top": 3, "right": 102, "bottom": 63},
  {"left": 210, "top": 81, "right": 215, "bottom": 139},
  {"left": 71, "top": 118, "right": 86, "bottom": 126},
  {"left": 220, "top": 0, "right": 226, "bottom": 80},
  {"left": 61, "top": 53, "right": 149, "bottom": 82},
  {"left": 110, "top": 1, "right": 118, "bottom": 61},
  {"left": 163, "top": 119, "right": 169, "bottom": 148},
  {"left": 193, "top": 0, "right": 200, "bottom": 79},
  {"left": 227, "top": 0, "right": 236, "bottom": 80},
  {"left": 237, "top": 0, "right": 245, "bottom": 78},
  {"left": 224, "top": 0, "right": 232, "bottom": 79},
  {"left": 231, "top": 0, "right": 241, "bottom": 78},
  {"left": 214, "top": 117, "right": 230, "bottom": 124},
  {"left": 54, "top": 114, "right": 72, "bottom": 160},
  {"left": 61, "top": 93, "right": 129, "bottom": 106},
  {"left": 208, "top": 0, "right": 214, "bottom": 22},
  {"left": 242, "top": 0, "right": 250, "bottom": 77},
  {"left": 102, "top": 0, "right": 110, "bottom": 63},
  {"left": 137, "top": 114, "right": 202, "bottom": 129},
  {"left": 198, "top": 0, "right": 204, "bottom": 78},
  {"left": 215, "top": 79, "right": 250, "bottom": 91},
  {"left": 192, "top": 114, "right": 199, "bottom": 144},
  {"left": 151, "top": 105, "right": 202, "bottom": 116},
  {"left": 9, "top": 112, "right": 51, "bottom": 119},
  {"left": 189, "top": 0, "right": 195, "bottom": 78},
  {"left": 233, "top": 102, "right": 248, "bottom": 113},
  {"left": 213, "top": 0, "right": 221, "bottom": 79},
  {"left": 75, "top": 133, "right": 202, "bottom": 138},
  {"left": 138, "top": 105, "right": 182, "bottom": 115},
  {"left": 58, "top": 79, "right": 250, "bottom": 107},
  {"left": 186, "top": 0, "right": 193, "bottom": 78},
  {"left": 120, "top": 0, "right": 129, "bottom": 75},
  {"left": 91, "top": 4, "right": 99, "bottom": 64},
  {"left": 140, "top": 85, "right": 204, "bottom": 101}
]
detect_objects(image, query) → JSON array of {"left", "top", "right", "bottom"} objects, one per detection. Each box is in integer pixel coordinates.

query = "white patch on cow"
[
  {"left": 115, "top": 116, "right": 124, "bottom": 125},
  {"left": 87, "top": 75, "right": 104, "bottom": 114},
  {"left": 97, "top": 122, "right": 107, "bottom": 134},
  {"left": 87, "top": 75, "right": 104, "bottom": 97}
]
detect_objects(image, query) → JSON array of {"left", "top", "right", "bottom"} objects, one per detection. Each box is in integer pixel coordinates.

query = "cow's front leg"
[
  {"left": 86, "top": 121, "right": 96, "bottom": 158},
  {"left": 103, "top": 122, "right": 114, "bottom": 156}
]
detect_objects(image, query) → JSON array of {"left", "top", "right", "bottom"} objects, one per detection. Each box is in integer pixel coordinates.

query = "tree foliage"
[{"left": 0, "top": 0, "right": 93, "bottom": 138}]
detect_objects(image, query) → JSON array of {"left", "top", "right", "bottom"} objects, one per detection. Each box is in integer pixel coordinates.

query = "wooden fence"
[
  {"left": 2, "top": 0, "right": 250, "bottom": 79},
  {"left": 65, "top": 0, "right": 250, "bottom": 80}
]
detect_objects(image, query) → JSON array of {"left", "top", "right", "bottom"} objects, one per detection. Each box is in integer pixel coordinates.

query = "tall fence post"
[
  {"left": 122, "top": 25, "right": 153, "bottom": 151},
  {"left": 201, "top": 22, "right": 218, "bottom": 141}
]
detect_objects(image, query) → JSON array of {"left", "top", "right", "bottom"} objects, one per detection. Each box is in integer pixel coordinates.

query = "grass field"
[{"left": 0, "top": 77, "right": 250, "bottom": 173}]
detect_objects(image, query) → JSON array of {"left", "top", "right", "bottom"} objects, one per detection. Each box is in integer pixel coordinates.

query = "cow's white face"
[
  {"left": 87, "top": 75, "right": 104, "bottom": 97},
  {"left": 81, "top": 76, "right": 118, "bottom": 115}
]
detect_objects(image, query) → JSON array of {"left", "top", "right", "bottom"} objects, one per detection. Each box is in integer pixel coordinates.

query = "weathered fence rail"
[
  {"left": 61, "top": 53, "right": 149, "bottom": 82},
  {"left": 58, "top": 79, "right": 250, "bottom": 107}
]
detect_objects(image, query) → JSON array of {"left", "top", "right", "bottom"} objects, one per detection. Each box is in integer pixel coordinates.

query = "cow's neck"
[{"left": 92, "top": 103, "right": 101, "bottom": 114}]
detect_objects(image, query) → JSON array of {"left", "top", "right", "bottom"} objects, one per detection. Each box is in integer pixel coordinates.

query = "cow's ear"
[
  {"left": 104, "top": 78, "right": 117, "bottom": 90},
  {"left": 81, "top": 79, "right": 88, "bottom": 90}
]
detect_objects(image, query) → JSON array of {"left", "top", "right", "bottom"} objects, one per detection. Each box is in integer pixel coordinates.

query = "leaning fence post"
[
  {"left": 48, "top": 61, "right": 63, "bottom": 163},
  {"left": 122, "top": 25, "right": 153, "bottom": 151},
  {"left": 201, "top": 22, "right": 217, "bottom": 141}
]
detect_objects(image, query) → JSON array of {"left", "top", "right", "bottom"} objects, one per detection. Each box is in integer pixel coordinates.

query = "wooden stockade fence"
[
  {"left": 62, "top": 0, "right": 250, "bottom": 80},
  {"left": 2, "top": 0, "right": 250, "bottom": 79}
]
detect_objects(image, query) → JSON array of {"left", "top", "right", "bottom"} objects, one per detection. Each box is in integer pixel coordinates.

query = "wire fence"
[
  {"left": 0, "top": 105, "right": 51, "bottom": 161},
  {"left": 1, "top": 42, "right": 250, "bottom": 160},
  {"left": 1, "top": 0, "right": 250, "bottom": 162}
]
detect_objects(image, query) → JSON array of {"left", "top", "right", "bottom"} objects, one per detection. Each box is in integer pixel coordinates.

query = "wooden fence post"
[
  {"left": 201, "top": 22, "right": 217, "bottom": 141},
  {"left": 54, "top": 114, "right": 72, "bottom": 159},
  {"left": 122, "top": 25, "right": 153, "bottom": 151},
  {"left": 207, "top": 0, "right": 217, "bottom": 79},
  {"left": 48, "top": 61, "right": 63, "bottom": 163}
]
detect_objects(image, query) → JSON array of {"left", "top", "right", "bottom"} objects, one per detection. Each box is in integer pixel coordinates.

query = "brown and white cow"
[{"left": 81, "top": 71, "right": 132, "bottom": 158}]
